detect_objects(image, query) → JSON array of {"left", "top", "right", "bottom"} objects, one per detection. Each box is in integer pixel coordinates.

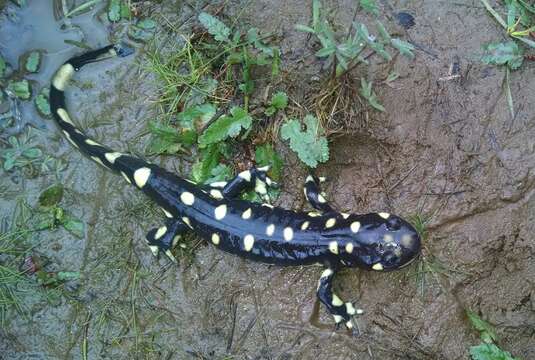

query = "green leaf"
[
  {"left": 280, "top": 115, "right": 329, "bottom": 168},
  {"left": 62, "top": 215, "right": 85, "bottom": 238},
  {"left": 25, "top": 51, "right": 41, "bottom": 73},
  {"left": 205, "top": 163, "right": 233, "bottom": 184},
  {"left": 198, "top": 12, "right": 231, "bottom": 42},
  {"left": 255, "top": 143, "right": 283, "bottom": 180},
  {"left": 108, "top": 0, "right": 121, "bottom": 22},
  {"left": 295, "top": 24, "right": 316, "bottom": 33},
  {"left": 120, "top": 2, "right": 130, "bottom": 19},
  {"left": 271, "top": 91, "right": 288, "bottom": 109},
  {"left": 39, "top": 184, "right": 64, "bottom": 207},
  {"left": 360, "top": 78, "right": 385, "bottom": 112},
  {"left": 376, "top": 21, "right": 392, "bottom": 43},
  {"left": 271, "top": 48, "right": 281, "bottom": 77},
  {"left": 3, "top": 156, "right": 16, "bottom": 171},
  {"left": 198, "top": 107, "right": 252, "bottom": 146},
  {"left": 137, "top": 18, "right": 156, "bottom": 30},
  {"left": 482, "top": 41, "right": 524, "bottom": 70},
  {"left": 177, "top": 103, "right": 217, "bottom": 130},
  {"left": 312, "top": 0, "right": 321, "bottom": 30},
  {"left": 368, "top": 41, "right": 392, "bottom": 61},
  {"left": 246, "top": 28, "right": 275, "bottom": 57},
  {"left": 470, "top": 344, "right": 520, "bottom": 360},
  {"left": 385, "top": 71, "right": 400, "bottom": 83},
  {"left": 391, "top": 38, "right": 415, "bottom": 58},
  {"left": 360, "top": 0, "right": 379, "bottom": 16},
  {"left": 0, "top": 55, "right": 6, "bottom": 78},
  {"left": 22, "top": 147, "right": 42, "bottom": 158},
  {"left": 191, "top": 144, "right": 224, "bottom": 183},
  {"left": 147, "top": 121, "right": 196, "bottom": 155},
  {"left": 35, "top": 87, "right": 51, "bottom": 118},
  {"left": 128, "top": 19, "right": 157, "bottom": 42},
  {"left": 7, "top": 80, "right": 31, "bottom": 100},
  {"left": 265, "top": 91, "right": 288, "bottom": 116},
  {"left": 466, "top": 310, "right": 498, "bottom": 344},
  {"left": 316, "top": 46, "right": 336, "bottom": 57},
  {"left": 56, "top": 271, "right": 80, "bottom": 281}
]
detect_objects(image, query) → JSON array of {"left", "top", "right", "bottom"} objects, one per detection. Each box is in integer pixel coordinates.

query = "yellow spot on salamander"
[
  {"left": 283, "top": 227, "right": 293, "bottom": 241},
  {"left": 214, "top": 204, "right": 227, "bottom": 220},
  {"left": 266, "top": 224, "right": 275, "bottom": 236},
  {"left": 372, "top": 263, "right": 384, "bottom": 271},
  {"left": 211, "top": 233, "right": 220, "bottom": 245},
  {"left": 243, "top": 234, "right": 254, "bottom": 251},
  {"left": 350, "top": 221, "right": 361, "bottom": 233},
  {"left": 325, "top": 218, "right": 336, "bottom": 228},
  {"left": 52, "top": 64, "right": 75, "bottom": 91},
  {"left": 133, "top": 167, "right": 151, "bottom": 188},
  {"left": 56, "top": 108, "right": 74, "bottom": 125},
  {"left": 242, "top": 208, "right": 252, "bottom": 219},
  {"left": 155, "top": 226, "right": 167, "bottom": 240},
  {"left": 180, "top": 192, "right": 195, "bottom": 206},
  {"left": 85, "top": 138, "right": 101, "bottom": 146},
  {"left": 328, "top": 241, "right": 339, "bottom": 254},
  {"left": 104, "top": 152, "right": 122, "bottom": 164},
  {"left": 378, "top": 212, "right": 390, "bottom": 219}
]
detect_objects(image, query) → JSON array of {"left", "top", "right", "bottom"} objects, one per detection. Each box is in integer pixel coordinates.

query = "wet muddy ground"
[{"left": 1, "top": 1, "right": 534, "bottom": 359}]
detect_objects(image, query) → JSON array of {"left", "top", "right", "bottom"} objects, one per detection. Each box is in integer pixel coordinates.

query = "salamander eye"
[{"left": 386, "top": 217, "right": 402, "bottom": 231}]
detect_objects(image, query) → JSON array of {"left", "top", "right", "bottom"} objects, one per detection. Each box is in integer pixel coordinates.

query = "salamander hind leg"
[
  {"left": 316, "top": 268, "right": 363, "bottom": 333},
  {"left": 304, "top": 175, "right": 334, "bottom": 213},
  {"left": 145, "top": 219, "right": 189, "bottom": 263},
  {"left": 210, "top": 166, "right": 277, "bottom": 201}
]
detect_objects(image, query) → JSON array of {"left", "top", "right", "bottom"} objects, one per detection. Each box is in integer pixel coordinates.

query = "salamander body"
[{"left": 49, "top": 45, "right": 421, "bottom": 329}]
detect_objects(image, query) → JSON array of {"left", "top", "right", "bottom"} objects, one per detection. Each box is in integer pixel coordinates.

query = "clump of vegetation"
[
  {"left": 0, "top": 187, "right": 83, "bottom": 325},
  {"left": 146, "top": 11, "right": 289, "bottom": 183},
  {"left": 467, "top": 310, "right": 521, "bottom": 360},
  {"left": 295, "top": 0, "right": 415, "bottom": 132},
  {"left": 1, "top": 128, "right": 43, "bottom": 173},
  {"left": 23, "top": 50, "right": 41, "bottom": 73},
  {"left": 480, "top": 0, "right": 535, "bottom": 119},
  {"left": 281, "top": 115, "right": 329, "bottom": 167},
  {"left": 6, "top": 79, "right": 31, "bottom": 100}
]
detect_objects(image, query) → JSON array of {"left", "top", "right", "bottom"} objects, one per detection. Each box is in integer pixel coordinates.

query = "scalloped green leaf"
[
  {"left": 280, "top": 115, "right": 329, "bottom": 168},
  {"left": 198, "top": 12, "right": 230, "bottom": 42}
]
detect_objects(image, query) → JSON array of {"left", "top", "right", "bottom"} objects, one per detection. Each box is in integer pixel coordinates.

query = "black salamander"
[{"left": 49, "top": 45, "right": 421, "bottom": 330}]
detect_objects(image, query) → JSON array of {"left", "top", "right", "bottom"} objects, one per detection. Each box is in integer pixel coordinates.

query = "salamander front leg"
[
  {"left": 209, "top": 166, "right": 277, "bottom": 201},
  {"left": 317, "top": 269, "right": 363, "bottom": 331},
  {"left": 145, "top": 219, "right": 188, "bottom": 263},
  {"left": 304, "top": 175, "right": 334, "bottom": 213}
]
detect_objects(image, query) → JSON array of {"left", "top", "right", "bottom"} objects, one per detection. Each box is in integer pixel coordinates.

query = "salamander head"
[{"left": 340, "top": 212, "right": 421, "bottom": 271}]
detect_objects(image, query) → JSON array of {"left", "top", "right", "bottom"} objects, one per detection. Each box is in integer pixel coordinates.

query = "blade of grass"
[
  {"left": 505, "top": 67, "right": 514, "bottom": 119},
  {"left": 64, "top": 0, "right": 102, "bottom": 18},
  {"left": 513, "top": 35, "right": 535, "bottom": 49},
  {"left": 479, "top": 0, "right": 507, "bottom": 29}
]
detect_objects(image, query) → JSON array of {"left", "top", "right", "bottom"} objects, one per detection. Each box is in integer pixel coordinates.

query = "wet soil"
[{"left": 1, "top": 1, "right": 534, "bottom": 359}]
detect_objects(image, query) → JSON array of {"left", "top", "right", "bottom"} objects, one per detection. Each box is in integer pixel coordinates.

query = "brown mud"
[{"left": 1, "top": 1, "right": 534, "bottom": 359}]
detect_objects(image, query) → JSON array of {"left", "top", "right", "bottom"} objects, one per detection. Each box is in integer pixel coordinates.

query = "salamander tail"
[{"left": 48, "top": 45, "right": 148, "bottom": 184}]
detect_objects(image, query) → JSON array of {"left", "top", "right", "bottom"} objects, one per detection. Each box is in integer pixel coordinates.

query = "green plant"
[
  {"left": 264, "top": 91, "right": 288, "bottom": 116},
  {"left": 1, "top": 128, "right": 43, "bottom": 171},
  {"left": 480, "top": 0, "right": 535, "bottom": 119},
  {"left": 280, "top": 115, "right": 329, "bottom": 168},
  {"left": 296, "top": 0, "right": 414, "bottom": 79},
  {"left": 34, "top": 184, "right": 85, "bottom": 238},
  {"left": 359, "top": 78, "right": 385, "bottom": 112},
  {"left": 467, "top": 310, "right": 521, "bottom": 360},
  {"left": 6, "top": 79, "right": 31, "bottom": 100}
]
